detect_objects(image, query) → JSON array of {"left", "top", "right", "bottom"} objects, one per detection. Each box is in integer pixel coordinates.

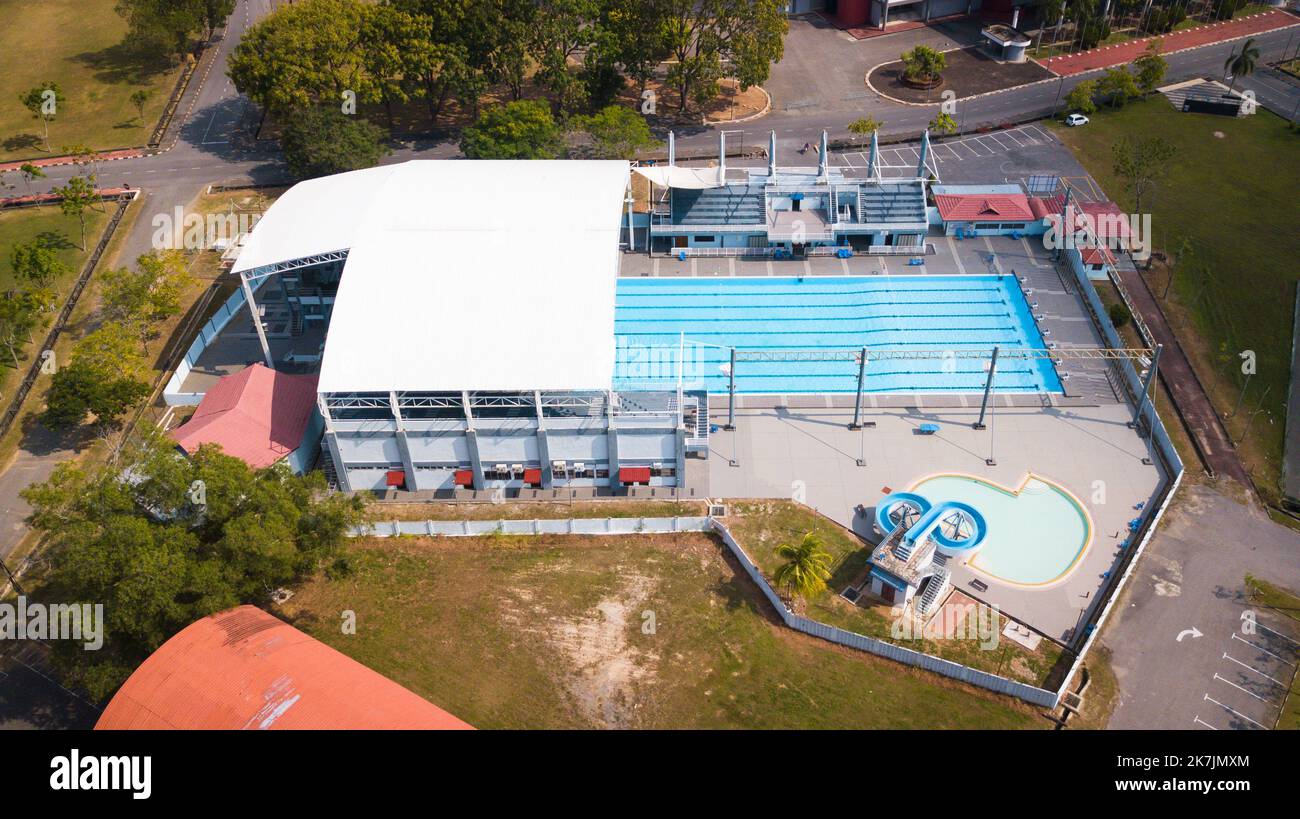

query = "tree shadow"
[
  {"left": 3, "top": 133, "right": 42, "bottom": 154},
  {"left": 70, "top": 41, "right": 174, "bottom": 87}
]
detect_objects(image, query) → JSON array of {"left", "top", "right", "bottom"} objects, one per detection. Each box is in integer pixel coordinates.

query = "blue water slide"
[
  {"left": 875, "top": 492, "right": 988, "bottom": 557},
  {"left": 875, "top": 492, "right": 932, "bottom": 536},
  {"left": 906, "top": 500, "right": 987, "bottom": 557}
]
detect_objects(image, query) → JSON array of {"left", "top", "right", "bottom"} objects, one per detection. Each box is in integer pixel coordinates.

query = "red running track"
[{"left": 1040, "top": 9, "right": 1300, "bottom": 77}]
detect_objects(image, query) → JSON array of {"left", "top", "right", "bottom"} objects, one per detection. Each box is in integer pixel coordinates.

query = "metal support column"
[
  {"left": 974, "top": 346, "right": 1000, "bottom": 430},
  {"left": 849, "top": 346, "right": 872, "bottom": 430},
  {"left": 724, "top": 347, "right": 737, "bottom": 431},
  {"left": 1129, "top": 343, "right": 1162, "bottom": 433},
  {"left": 534, "top": 390, "right": 552, "bottom": 489},
  {"left": 606, "top": 390, "right": 621, "bottom": 490},
  {"left": 389, "top": 391, "right": 418, "bottom": 492},
  {"left": 239, "top": 271, "right": 274, "bottom": 368},
  {"left": 462, "top": 391, "right": 485, "bottom": 490}
]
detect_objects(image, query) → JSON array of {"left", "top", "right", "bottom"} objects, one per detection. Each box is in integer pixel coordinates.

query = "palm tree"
[
  {"left": 1224, "top": 37, "right": 1260, "bottom": 93},
  {"left": 772, "top": 532, "right": 833, "bottom": 600}
]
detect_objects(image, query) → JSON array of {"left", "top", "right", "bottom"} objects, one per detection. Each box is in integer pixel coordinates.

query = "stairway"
[{"left": 917, "top": 567, "right": 950, "bottom": 616}]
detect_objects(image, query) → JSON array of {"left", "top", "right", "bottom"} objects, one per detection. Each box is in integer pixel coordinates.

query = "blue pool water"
[
  {"left": 613, "top": 276, "right": 1062, "bottom": 394},
  {"left": 910, "top": 474, "right": 1091, "bottom": 586}
]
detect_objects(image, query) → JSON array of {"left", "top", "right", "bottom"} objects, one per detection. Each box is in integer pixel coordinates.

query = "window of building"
[{"left": 693, "top": 235, "right": 715, "bottom": 243}]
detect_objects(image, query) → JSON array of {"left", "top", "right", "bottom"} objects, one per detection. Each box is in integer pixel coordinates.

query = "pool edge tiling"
[{"left": 613, "top": 275, "right": 1062, "bottom": 395}]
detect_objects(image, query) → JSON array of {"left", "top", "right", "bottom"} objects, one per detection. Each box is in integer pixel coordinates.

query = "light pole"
[{"left": 1229, "top": 372, "right": 1251, "bottom": 419}]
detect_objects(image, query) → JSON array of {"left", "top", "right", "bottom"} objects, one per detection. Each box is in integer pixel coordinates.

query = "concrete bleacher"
[
  {"left": 858, "top": 183, "right": 926, "bottom": 224},
  {"left": 670, "top": 185, "right": 766, "bottom": 226}
]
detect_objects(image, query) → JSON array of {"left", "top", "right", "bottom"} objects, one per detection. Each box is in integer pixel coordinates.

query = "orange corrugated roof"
[
  {"left": 95, "top": 606, "right": 472, "bottom": 730},
  {"left": 170, "top": 364, "right": 318, "bottom": 469}
]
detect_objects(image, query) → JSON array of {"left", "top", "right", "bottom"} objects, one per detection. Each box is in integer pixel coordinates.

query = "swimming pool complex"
[
  {"left": 613, "top": 276, "right": 1061, "bottom": 394},
  {"left": 910, "top": 473, "right": 1091, "bottom": 587}
]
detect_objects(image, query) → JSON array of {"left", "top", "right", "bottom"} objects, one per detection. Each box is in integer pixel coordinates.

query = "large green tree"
[
  {"left": 43, "top": 322, "right": 151, "bottom": 429},
  {"left": 22, "top": 427, "right": 367, "bottom": 700},
  {"left": 661, "top": 0, "right": 787, "bottom": 112},
  {"left": 279, "top": 107, "right": 391, "bottom": 179},
  {"left": 227, "top": 0, "right": 372, "bottom": 112},
  {"left": 460, "top": 100, "right": 566, "bottom": 159},
  {"left": 575, "top": 105, "right": 659, "bottom": 159},
  {"left": 115, "top": 0, "right": 232, "bottom": 60}
]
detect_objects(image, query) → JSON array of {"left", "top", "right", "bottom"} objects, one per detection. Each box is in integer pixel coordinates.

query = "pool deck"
[
  {"left": 702, "top": 403, "right": 1164, "bottom": 644},
  {"left": 659, "top": 231, "right": 1167, "bottom": 642}
]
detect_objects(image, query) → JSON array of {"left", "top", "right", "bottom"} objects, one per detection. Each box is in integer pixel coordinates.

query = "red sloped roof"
[
  {"left": 1028, "top": 194, "right": 1065, "bottom": 219},
  {"left": 1080, "top": 245, "right": 1117, "bottom": 266},
  {"left": 1079, "top": 200, "right": 1132, "bottom": 239},
  {"left": 95, "top": 606, "right": 472, "bottom": 730},
  {"left": 171, "top": 364, "right": 318, "bottom": 469},
  {"left": 934, "top": 193, "right": 1035, "bottom": 222}
]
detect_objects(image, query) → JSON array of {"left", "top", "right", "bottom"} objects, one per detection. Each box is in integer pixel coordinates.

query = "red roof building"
[
  {"left": 933, "top": 193, "right": 1035, "bottom": 223},
  {"left": 170, "top": 364, "right": 319, "bottom": 470},
  {"left": 96, "top": 606, "right": 472, "bottom": 730}
]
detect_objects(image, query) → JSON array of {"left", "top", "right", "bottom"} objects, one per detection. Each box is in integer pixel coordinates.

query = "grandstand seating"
[
  {"left": 858, "top": 183, "right": 927, "bottom": 224},
  {"left": 670, "top": 185, "right": 766, "bottom": 225}
]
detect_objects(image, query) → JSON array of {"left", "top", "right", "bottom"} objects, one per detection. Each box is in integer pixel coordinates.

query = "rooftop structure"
[
  {"left": 229, "top": 160, "right": 694, "bottom": 494},
  {"left": 170, "top": 363, "right": 319, "bottom": 471},
  {"left": 95, "top": 606, "right": 471, "bottom": 730},
  {"left": 641, "top": 130, "right": 934, "bottom": 258}
]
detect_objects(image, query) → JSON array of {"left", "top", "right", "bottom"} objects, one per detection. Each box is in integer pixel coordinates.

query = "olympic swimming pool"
[{"left": 613, "top": 276, "right": 1062, "bottom": 394}]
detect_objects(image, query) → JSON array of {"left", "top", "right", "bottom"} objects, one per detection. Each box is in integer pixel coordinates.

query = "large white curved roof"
[{"left": 237, "top": 160, "right": 630, "bottom": 394}]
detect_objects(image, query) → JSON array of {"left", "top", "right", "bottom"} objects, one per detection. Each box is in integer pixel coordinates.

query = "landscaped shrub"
[{"left": 1108, "top": 302, "right": 1132, "bottom": 328}]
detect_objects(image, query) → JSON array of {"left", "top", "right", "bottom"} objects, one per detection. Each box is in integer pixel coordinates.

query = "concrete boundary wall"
[
  {"left": 351, "top": 516, "right": 712, "bottom": 538},
  {"left": 707, "top": 519, "right": 1063, "bottom": 709}
]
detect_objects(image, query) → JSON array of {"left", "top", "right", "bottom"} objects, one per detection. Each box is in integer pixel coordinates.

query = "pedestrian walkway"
[{"left": 1040, "top": 9, "right": 1299, "bottom": 77}]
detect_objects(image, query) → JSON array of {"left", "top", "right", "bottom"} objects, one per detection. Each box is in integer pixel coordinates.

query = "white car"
[{"left": 1065, "top": 113, "right": 1090, "bottom": 127}]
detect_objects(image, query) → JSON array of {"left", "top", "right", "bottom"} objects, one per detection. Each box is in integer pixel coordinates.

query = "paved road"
[
  {"left": 1115, "top": 263, "right": 1253, "bottom": 488},
  {"left": 1105, "top": 483, "right": 1300, "bottom": 729},
  {"left": 675, "top": 15, "right": 1300, "bottom": 162}
]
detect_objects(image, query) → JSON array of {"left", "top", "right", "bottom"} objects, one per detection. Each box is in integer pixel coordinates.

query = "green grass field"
[
  {"left": 280, "top": 533, "right": 1045, "bottom": 729},
  {"left": 1051, "top": 98, "right": 1300, "bottom": 501},
  {"left": 723, "top": 501, "right": 1063, "bottom": 686},
  {"left": 0, "top": 0, "right": 185, "bottom": 160}
]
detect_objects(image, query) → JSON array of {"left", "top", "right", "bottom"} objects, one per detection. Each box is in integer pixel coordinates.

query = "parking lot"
[
  {"left": 1197, "top": 614, "right": 1299, "bottom": 730},
  {"left": 1106, "top": 484, "right": 1300, "bottom": 730},
  {"left": 833, "top": 123, "right": 1105, "bottom": 200}
]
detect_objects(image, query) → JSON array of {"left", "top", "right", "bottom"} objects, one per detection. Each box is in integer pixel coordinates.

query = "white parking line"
[
  {"left": 1223, "top": 653, "right": 1288, "bottom": 686},
  {"left": 1212, "top": 672, "right": 1273, "bottom": 704},
  {"left": 940, "top": 144, "right": 962, "bottom": 161},
  {"left": 972, "top": 137, "right": 997, "bottom": 155},
  {"left": 1002, "top": 130, "right": 1026, "bottom": 147},
  {"left": 1256, "top": 621, "right": 1300, "bottom": 647},
  {"left": 1203, "top": 694, "right": 1266, "bottom": 729},
  {"left": 986, "top": 133, "right": 1011, "bottom": 150},
  {"left": 1231, "top": 632, "right": 1297, "bottom": 666},
  {"left": 1193, "top": 716, "right": 1219, "bottom": 730},
  {"left": 840, "top": 153, "right": 856, "bottom": 168}
]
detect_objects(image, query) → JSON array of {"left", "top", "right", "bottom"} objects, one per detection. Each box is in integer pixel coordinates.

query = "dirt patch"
[{"left": 868, "top": 47, "right": 1051, "bottom": 105}]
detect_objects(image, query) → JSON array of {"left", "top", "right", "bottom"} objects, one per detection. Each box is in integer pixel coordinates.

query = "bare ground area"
[{"left": 279, "top": 532, "right": 1046, "bottom": 729}]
